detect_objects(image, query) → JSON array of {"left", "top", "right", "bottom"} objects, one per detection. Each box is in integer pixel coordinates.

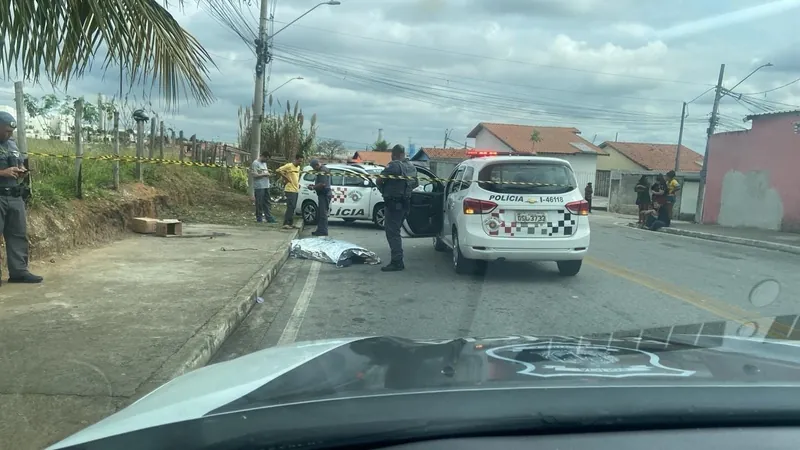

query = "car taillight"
[
  {"left": 463, "top": 198, "right": 497, "bottom": 214},
  {"left": 565, "top": 199, "right": 590, "bottom": 216}
]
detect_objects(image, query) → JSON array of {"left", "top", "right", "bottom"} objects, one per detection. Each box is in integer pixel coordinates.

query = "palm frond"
[{"left": 1, "top": 0, "right": 224, "bottom": 108}]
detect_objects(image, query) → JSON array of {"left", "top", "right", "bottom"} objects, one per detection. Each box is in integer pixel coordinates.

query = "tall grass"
[{"left": 26, "top": 138, "right": 248, "bottom": 208}]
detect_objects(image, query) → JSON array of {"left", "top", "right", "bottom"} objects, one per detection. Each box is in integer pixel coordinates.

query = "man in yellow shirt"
[
  {"left": 665, "top": 170, "right": 681, "bottom": 225},
  {"left": 276, "top": 153, "right": 303, "bottom": 229}
]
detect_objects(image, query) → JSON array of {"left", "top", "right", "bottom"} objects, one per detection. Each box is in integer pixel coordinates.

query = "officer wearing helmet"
[{"left": 0, "top": 111, "right": 43, "bottom": 285}]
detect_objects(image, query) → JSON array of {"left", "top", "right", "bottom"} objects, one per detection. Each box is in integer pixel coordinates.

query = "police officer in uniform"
[
  {"left": 0, "top": 112, "right": 43, "bottom": 285},
  {"left": 376, "top": 145, "right": 418, "bottom": 272},
  {"left": 308, "top": 159, "right": 332, "bottom": 236}
]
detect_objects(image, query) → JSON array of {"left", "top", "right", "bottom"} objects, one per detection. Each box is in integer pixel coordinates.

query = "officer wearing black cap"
[
  {"left": 0, "top": 112, "right": 43, "bottom": 284},
  {"left": 376, "top": 144, "right": 418, "bottom": 272}
]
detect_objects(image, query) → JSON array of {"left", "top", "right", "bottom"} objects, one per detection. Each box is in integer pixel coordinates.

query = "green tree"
[
  {"left": 372, "top": 139, "right": 391, "bottom": 152},
  {"left": 241, "top": 100, "right": 318, "bottom": 160},
  {"left": 530, "top": 129, "right": 541, "bottom": 151},
  {"left": 316, "top": 139, "right": 345, "bottom": 160},
  {"left": 57, "top": 95, "right": 105, "bottom": 141},
  {"left": 1, "top": 1, "right": 224, "bottom": 106}
]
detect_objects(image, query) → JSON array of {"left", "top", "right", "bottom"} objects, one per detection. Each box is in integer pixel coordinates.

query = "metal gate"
[{"left": 594, "top": 170, "right": 610, "bottom": 197}]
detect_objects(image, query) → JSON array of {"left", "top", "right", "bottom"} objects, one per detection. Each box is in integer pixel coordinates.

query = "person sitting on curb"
[{"left": 640, "top": 202, "right": 671, "bottom": 231}]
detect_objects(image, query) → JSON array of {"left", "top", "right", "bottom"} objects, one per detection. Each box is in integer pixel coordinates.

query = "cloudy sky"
[{"left": 3, "top": 0, "right": 800, "bottom": 153}]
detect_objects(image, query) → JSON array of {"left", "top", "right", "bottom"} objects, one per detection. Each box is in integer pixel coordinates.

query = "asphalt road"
[{"left": 211, "top": 212, "right": 800, "bottom": 363}]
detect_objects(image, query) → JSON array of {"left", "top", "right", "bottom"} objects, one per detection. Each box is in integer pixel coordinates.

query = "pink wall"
[{"left": 702, "top": 112, "right": 800, "bottom": 231}]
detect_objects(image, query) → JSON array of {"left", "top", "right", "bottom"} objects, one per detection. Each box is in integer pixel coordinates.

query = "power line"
[
  {"left": 274, "top": 55, "right": 705, "bottom": 135},
  {"left": 269, "top": 19, "right": 714, "bottom": 87},
  {"left": 272, "top": 43, "right": 686, "bottom": 104},
  {"left": 738, "top": 77, "right": 800, "bottom": 95},
  {"left": 207, "top": 51, "right": 254, "bottom": 62},
  {"left": 687, "top": 86, "right": 716, "bottom": 104},
  {"left": 272, "top": 48, "right": 687, "bottom": 121},
  {"left": 272, "top": 50, "right": 706, "bottom": 128},
  {"left": 274, "top": 54, "right": 685, "bottom": 128}
]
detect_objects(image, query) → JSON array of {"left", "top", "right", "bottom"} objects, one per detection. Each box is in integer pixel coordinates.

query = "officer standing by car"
[
  {"left": 0, "top": 112, "right": 43, "bottom": 285},
  {"left": 308, "top": 159, "right": 332, "bottom": 236},
  {"left": 376, "top": 145, "right": 418, "bottom": 272}
]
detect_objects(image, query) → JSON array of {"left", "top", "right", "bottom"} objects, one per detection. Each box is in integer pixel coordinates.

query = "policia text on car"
[
  {"left": 376, "top": 145, "right": 418, "bottom": 272},
  {"left": 0, "top": 112, "right": 43, "bottom": 285}
]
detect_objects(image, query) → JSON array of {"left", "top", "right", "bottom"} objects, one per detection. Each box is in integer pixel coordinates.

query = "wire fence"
[{"left": 3, "top": 82, "right": 254, "bottom": 202}]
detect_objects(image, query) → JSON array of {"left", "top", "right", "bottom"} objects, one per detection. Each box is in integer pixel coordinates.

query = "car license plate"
[{"left": 516, "top": 212, "right": 546, "bottom": 224}]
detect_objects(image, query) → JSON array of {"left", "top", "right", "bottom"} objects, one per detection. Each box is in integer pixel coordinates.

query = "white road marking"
[{"left": 277, "top": 261, "right": 322, "bottom": 345}]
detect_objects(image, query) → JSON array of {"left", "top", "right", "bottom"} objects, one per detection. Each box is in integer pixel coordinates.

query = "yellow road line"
[{"left": 584, "top": 255, "right": 756, "bottom": 325}]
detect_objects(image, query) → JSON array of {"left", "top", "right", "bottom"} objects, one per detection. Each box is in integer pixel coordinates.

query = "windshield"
[
  {"left": 478, "top": 162, "right": 576, "bottom": 194},
  {"left": 14, "top": 1, "right": 800, "bottom": 450}
]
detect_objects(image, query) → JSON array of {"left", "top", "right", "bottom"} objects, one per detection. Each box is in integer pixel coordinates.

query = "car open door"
[{"left": 402, "top": 166, "right": 444, "bottom": 237}]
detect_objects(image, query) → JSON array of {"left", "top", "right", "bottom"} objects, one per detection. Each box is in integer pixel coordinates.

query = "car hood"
[{"left": 49, "top": 315, "right": 800, "bottom": 449}]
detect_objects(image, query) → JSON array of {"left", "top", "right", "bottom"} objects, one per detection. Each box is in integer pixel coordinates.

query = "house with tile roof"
[
  {"left": 410, "top": 147, "right": 469, "bottom": 178},
  {"left": 596, "top": 141, "right": 703, "bottom": 173},
  {"left": 466, "top": 122, "right": 607, "bottom": 190},
  {"left": 700, "top": 109, "right": 800, "bottom": 231}
]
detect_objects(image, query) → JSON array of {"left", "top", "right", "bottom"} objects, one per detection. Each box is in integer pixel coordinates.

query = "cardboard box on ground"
[{"left": 130, "top": 217, "right": 183, "bottom": 237}]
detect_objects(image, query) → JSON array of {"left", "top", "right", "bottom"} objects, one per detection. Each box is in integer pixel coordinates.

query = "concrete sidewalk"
[
  {"left": 0, "top": 222, "right": 300, "bottom": 450},
  {"left": 625, "top": 219, "right": 800, "bottom": 255}
]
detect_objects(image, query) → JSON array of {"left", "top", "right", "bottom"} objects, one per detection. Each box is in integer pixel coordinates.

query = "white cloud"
[
  {"left": 612, "top": 22, "right": 655, "bottom": 38},
  {"left": 3, "top": 0, "right": 799, "bottom": 154}
]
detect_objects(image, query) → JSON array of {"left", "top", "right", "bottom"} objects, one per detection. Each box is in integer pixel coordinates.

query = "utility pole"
[
  {"left": 443, "top": 129, "right": 451, "bottom": 148},
  {"left": 674, "top": 102, "right": 687, "bottom": 172},
  {"left": 13, "top": 82, "right": 28, "bottom": 156},
  {"left": 248, "top": 0, "right": 271, "bottom": 197},
  {"left": 694, "top": 64, "right": 725, "bottom": 224},
  {"left": 262, "top": 10, "right": 275, "bottom": 117}
]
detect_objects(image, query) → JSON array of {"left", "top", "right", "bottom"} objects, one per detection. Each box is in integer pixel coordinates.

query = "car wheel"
[
  {"left": 373, "top": 203, "right": 385, "bottom": 229},
  {"left": 452, "top": 230, "right": 480, "bottom": 275},
  {"left": 302, "top": 201, "right": 318, "bottom": 225},
  {"left": 433, "top": 235, "right": 447, "bottom": 252},
  {"left": 557, "top": 260, "right": 582, "bottom": 276},
  {"left": 342, "top": 218, "right": 356, "bottom": 223}
]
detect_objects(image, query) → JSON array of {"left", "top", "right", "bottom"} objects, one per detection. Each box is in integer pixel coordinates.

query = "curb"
[
  {"left": 625, "top": 222, "right": 800, "bottom": 256},
  {"left": 134, "top": 218, "right": 304, "bottom": 395}
]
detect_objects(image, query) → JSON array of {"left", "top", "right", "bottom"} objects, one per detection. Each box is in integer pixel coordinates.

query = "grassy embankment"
[{"left": 17, "top": 138, "right": 286, "bottom": 260}]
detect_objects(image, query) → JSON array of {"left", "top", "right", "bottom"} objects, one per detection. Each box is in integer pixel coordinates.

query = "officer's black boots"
[
  {"left": 381, "top": 261, "right": 404, "bottom": 272},
  {"left": 8, "top": 272, "right": 43, "bottom": 284}
]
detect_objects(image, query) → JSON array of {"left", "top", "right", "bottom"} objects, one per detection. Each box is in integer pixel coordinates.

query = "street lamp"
[
  {"left": 247, "top": 0, "right": 340, "bottom": 196},
  {"left": 263, "top": 77, "right": 304, "bottom": 115},
  {"left": 269, "top": 2, "right": 341, "bottom": 40},
  {"left": 728, "top": 63, "right": 773, "bottom": 92}
]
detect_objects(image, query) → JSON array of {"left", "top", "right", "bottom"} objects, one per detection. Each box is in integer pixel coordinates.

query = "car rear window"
[{"left": 478, "top": 163, "right": 576, "bottom": 194}]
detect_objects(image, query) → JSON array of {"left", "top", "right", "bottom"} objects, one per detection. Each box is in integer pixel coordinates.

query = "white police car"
[
  {"left": 295, "top": 163, "right": 438, "bottom": 229},
  {"left": 402, "top": 151, "right": 590, "bottom": 276}
]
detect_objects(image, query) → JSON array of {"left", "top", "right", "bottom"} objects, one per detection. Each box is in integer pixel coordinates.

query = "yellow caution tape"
[
  {"left": 27, "top": 151, "right": 575, "bottom": 188},
  {"left": 27, "top": 151, "right": 228, "bottom": 168}
]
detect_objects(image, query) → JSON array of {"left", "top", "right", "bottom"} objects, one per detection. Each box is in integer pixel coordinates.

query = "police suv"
[
  {"left": 295, "top": 163, "right": 438, "bottom": 229},
  {"left": 402, "top": 150, "right": 590, "bottom": 276}
]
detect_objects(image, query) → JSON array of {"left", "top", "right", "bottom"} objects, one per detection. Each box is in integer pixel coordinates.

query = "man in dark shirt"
[
  {"left": 376, "top": 145, "right": 418, "bottom": 272},
  {"left": 584, "top": 182, "right": 593, "bottom": 213},
  {"left": 307, "top": 159, "right": 331, "bottom": 236}
]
